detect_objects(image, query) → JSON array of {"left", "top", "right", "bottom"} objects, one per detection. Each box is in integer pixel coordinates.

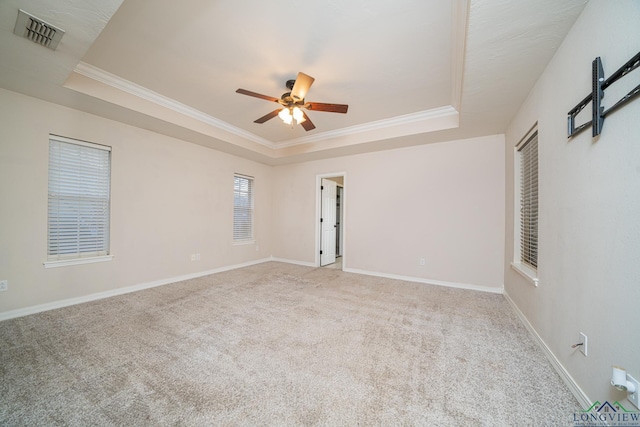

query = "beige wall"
[
  {"left": 0, "top": 88, "right": 272, "bottom": 313},
  {"left": 272, "top": 135, "right": 506, "bottom": 291},
  {"left": 504, "top": 0, "right": 640, "bottom": 406}
]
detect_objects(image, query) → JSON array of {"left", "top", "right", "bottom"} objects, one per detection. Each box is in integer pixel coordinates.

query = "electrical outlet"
[
  {"left": 579, "top": 332, "right": 588, "bottom": 356},
  {"left": 419, "top": 258, "right": 426, "bottom": 266},
  {"left": 190, "top": 253, "right": 201, "bottom": 261},
  {"left": 0, "top": 280, "right": 7, "bottom": 291},
  {"left": 628, "top": 374, "right": 639, "bottom": 409}
]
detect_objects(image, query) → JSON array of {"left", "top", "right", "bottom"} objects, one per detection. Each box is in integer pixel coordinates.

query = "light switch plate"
[{"left": 579, "top": 332, "right": 587, "bottom": 356}]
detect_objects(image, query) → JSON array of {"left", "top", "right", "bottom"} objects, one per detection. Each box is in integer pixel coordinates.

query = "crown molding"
[
  {"left": 274, "top": 106, "right": 459, "bottom": 149},
  {"left": 71, "top": 62, "right": 460, "bottom": 155},
  {"left": 73, "top": 62, "right": 275, "bottom": 149}
]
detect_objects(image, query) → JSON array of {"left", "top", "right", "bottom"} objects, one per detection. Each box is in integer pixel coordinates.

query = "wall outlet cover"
[{"left": 0, "top": 280, "right": 7, "bottom": 291}]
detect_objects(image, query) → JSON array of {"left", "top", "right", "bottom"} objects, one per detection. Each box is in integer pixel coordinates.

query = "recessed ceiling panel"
[
  {"left": 80, "top": 0, "right": 454, "bottom": 142},
  {"left": 0, "top": 0, "right": 589, "bottom": 164}
]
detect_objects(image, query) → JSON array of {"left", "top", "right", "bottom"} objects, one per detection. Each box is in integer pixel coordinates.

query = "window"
[
  {"left": 233, "top": 174, "right": 254, "bottom": 242},
  {"left": 46, "top": 135, "right": 112, "bottom": 267},
  {"left": 512, "top": 127, "right": 538, "bottom": 285}
]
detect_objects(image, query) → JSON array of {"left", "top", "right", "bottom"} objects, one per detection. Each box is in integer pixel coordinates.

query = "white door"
[{"left": 320, "top": 178, "right": 337, "bottom": 266}]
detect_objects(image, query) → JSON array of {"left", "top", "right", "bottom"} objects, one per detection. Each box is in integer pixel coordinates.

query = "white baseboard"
[
  {"left": 503, "top": 290, "right": 591, "bottom": 409},
  {"left": 270, "top": 260, "right": 504, "bottom": 295},
  {"left": 0, "top": 257, "right": 272, "bottom": 322},
  {"left": 343, "top": 267, "right": 504, "bottom": 294},
  {"left": 269, "top": 257, "right": 316, "bottom": 267}
]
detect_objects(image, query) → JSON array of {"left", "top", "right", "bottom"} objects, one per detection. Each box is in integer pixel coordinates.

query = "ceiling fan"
[{"left": 236, "top": 72, "right": 349, "bottom": 131}]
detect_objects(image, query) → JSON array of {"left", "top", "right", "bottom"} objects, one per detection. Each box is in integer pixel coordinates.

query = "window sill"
[
  {"left": 511, "top": 262, "right": 539, "bottom": 287},
  {"left": 44, "top": 255, "right": 113, "bottom": 269},
  {"left": 232, "top": 240, "right": 255, "bottom": 246}
]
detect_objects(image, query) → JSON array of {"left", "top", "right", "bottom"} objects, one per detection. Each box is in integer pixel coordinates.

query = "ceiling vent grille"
[{"left": 13, "top": 9, "right": 65, "bottom": 50}]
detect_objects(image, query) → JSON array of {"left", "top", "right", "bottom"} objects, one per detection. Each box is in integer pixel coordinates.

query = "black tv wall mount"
[{"left": 567, "top": 51, "right": 640, "bottom": 138}]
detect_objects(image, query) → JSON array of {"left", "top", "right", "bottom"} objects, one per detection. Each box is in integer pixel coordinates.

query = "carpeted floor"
[{"left": 0, "top": 262, "right": 580, "bottom": 426}]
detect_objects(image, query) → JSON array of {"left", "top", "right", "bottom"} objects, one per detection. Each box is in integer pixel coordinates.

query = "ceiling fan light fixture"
[
  {"left": 292, "top": 107, "right": 305, "bottom": 124},
  {"left": 278, "top": 108, "right": 293, "bottom": 124}
]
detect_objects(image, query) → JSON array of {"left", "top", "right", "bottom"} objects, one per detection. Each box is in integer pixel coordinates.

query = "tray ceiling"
[{"left": 0, "top": 0, "right": 588, "bottom": 164}]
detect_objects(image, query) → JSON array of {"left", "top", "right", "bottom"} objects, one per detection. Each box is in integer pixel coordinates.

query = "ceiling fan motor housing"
[{"left": 280, "top": 92, "right": 305, "bottom": 108}]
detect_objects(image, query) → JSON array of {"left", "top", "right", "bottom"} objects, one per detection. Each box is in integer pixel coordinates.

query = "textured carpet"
[{"left": 0, "top": 262, "right": 580, "bottom": 426}]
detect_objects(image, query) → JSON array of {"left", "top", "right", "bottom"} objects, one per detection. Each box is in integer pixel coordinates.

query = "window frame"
[
  {"left": 511, "top": 126, "right": 539, "bottom": 286},
  {"left": 233, "top": 174, "right": 254, "bottom": 244},
  {"left": 44, "top": 135, "right": 113, "bottom": 268}
]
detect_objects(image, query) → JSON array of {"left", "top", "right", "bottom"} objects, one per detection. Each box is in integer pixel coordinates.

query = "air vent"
[{"left": 13, "top": 9, "right": 65, "bottom": 50}]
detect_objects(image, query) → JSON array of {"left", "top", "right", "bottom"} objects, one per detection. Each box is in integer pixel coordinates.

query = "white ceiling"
[{"left": 0, "top": 0, "right": 588, "bottom": 165}]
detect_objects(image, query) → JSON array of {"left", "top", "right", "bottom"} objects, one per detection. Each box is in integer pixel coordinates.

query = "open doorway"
[{"left": 316, "top": 173, "right": 346, "bottom": 270}]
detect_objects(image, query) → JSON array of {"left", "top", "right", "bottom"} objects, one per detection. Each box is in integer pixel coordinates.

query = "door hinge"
[
  {"left": 320, "top": 250, "right": 323, "bottom": 255},
  {"left": 321, "top": 185, "right": 324, "bottom": 190},
  {"left": 320, "top": 218, "right": 323, "bottom": 222}
]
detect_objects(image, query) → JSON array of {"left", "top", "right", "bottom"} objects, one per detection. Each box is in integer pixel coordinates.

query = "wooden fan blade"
[
  {"left": 307, "top": 102, "right": 349, "bottom": 113},
  {"left": 300, "top": 111, "right": 316, "bottom": 131},
  {"left": 290, "top": 72, "right": 315, "bottom": 102},
  {"left": 254, "top": 109, "right": 282, "bottom": 123},
  {"left": 236, "top": 88, "right": 280, "bottom": 103}
]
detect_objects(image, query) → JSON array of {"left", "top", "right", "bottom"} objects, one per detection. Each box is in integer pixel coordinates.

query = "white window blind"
[
  {"left": 518, "top": 131, "right": 538, "bottom": 270},
  {"left": 233, "top": 175, "right": 254, "bottom": 241},
  {"left": 48, "top": 136, "right": 111, "bottom": 261}
]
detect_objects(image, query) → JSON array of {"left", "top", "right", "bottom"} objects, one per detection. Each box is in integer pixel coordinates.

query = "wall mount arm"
[{"left": 567, "top": 51, "right": 640, "bottom": 138}]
